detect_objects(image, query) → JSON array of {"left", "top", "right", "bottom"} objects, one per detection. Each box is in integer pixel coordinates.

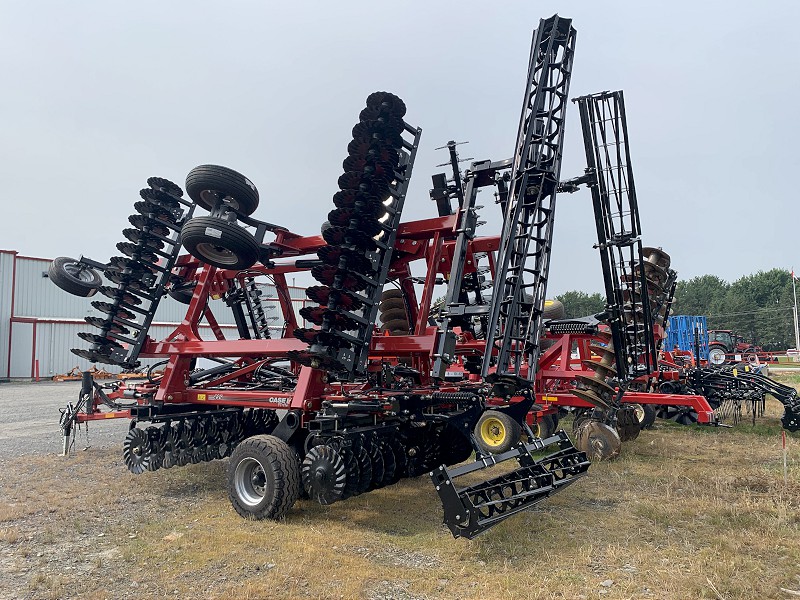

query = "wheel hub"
[
  {"left": 195, "top": 242, "right": 239, "bottom": 266},
  {"left": 234, "top": 457, "right": 269, "bottom": 507},
  {"left": 480, "top": 417, "right": 506, "bottom": 447}
]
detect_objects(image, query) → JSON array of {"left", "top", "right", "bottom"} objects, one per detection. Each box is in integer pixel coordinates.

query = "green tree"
[
  {"left": 555, "top": 291, "right": 605, "bottom": 319},
  {"left": 672, "top": 275, "right": 728, "bottom": 317},
  {"left": 673, "top": 269, "right": 795, "bottom": 351}
]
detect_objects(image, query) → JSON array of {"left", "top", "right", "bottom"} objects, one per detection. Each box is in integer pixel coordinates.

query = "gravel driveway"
[{"left": 0, "top": 380, "right": 130, "bottom": 462}]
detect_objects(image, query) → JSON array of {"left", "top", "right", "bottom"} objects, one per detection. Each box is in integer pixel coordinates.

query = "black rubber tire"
[
  {"left": 168, "top": 286, "right": 195, "bottom": 305},
  {"left": 181, "top": 216, "right": 260, "bottom": 270},
  {"left": 474, "top": 410, "right": 521, "bottom": 455},
  {"left": 708, "top": 344, "right": 727, "bottom": 366},
  {"left": 640, "top": 404, "right": 657, "bottom": 429},
  {"left": 530, "top": 414, "right": 556, "bottom": 439},
  {"left": 543, "top": 299, "right": 566, "bottom": 320},
  {"left": 227, "top": 434, "right": 301, "bottom": 520},
  {"left": 48, "top": 257, "right": 101, "bottom": 297},
  {"left": 186, "top": 164, "right": 259, "bottom": 216}
]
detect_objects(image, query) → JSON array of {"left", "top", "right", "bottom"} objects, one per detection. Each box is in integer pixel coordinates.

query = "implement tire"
[
  {"left": 48, "top": 257, "right": 101, "bottom": 297},
  {"left": 186, "top": 164, "right": 259, "bottom": 216},
  {"left": 181, "top": 216, "right": 260, "bottom": 270},
  {"left": 228, "top": 434, "right": 301, "bottom": 520},
  {"left": 474, "top": 410, "right": 521, "bottom": 455}
]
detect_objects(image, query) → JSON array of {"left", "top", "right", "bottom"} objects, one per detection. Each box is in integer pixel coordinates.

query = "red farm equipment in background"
[{"left": 707, "top": 329, "right": 777, "bottom": 366}]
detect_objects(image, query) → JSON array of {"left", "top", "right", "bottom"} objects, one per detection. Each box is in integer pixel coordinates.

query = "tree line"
[{"left": 554, "top": 268, "right": 797, "bottom": 351}]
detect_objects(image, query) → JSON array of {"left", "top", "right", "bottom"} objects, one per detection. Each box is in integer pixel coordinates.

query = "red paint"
[
  {"left": 6, "top": 251, "right": 17, "bottom": 378},
  {"left": 30, "top": 320, "right": 37, "bottom": 378}
]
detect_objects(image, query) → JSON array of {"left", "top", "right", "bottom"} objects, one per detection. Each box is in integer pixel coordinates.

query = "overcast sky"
[{"left": 2, "top": 1, "right": 798, "bottom": 296}]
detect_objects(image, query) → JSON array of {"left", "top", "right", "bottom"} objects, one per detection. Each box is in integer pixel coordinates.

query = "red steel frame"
[
  {"left": 535, "top": 332, "right": 715, "bottom": 423},
  {"left": 72, "top": 213, "right": 716, "bottom": 429}
]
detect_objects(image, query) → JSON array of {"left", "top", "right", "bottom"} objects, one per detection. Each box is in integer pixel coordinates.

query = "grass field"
[{"left": 3, "top": 376, "right": 800, "bottom": 599}]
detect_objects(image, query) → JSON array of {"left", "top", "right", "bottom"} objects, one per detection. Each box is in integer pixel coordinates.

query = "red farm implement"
[
  {"left": 52, "top": 14, "right": 798, "bottom": 541},
  {"left": 53, "top": 15, "right": 592, "bottom": 540}
]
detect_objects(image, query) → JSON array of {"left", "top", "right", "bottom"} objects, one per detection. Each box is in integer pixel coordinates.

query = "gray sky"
[{"left": 2, "top": 1, "right": 798, "bottom": 296}]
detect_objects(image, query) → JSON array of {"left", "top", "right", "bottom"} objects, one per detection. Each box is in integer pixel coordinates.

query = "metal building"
[{"left": 0, "top": 250, "right": 310, "bottom": 379}]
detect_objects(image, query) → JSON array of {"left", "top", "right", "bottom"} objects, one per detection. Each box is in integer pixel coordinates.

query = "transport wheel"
[
  {"left": 168, "top": 286, "right": 194, "bottom": 305},
  {"left": 228, "top": 435, "right": 301, "bottom": 520},
  {"left": 48, "top": 257, "right": 101, "bottom": 297},
  {"left": 529, "top": 414, "right": 556, "bottom": 440},
  {"left": 185, "top": 164, "right": 259, "bottom": 216},
  {"left": 542, "top": 298, "right": 566, "bottom": 320},
  {"left": 474, "top": 410, "right": 521, "bottom": 454},
  {"left": 708, "top": 345, "right": 727, "bottom": 366},
  {"left": 574, "top": 419, "right": 621, "bottom": 461},
  {"left": 640, "top": 404, "right": 657, "bottom": 429},
  {"left": 181, "top": 216, "right": 260, "bottom": 270}
]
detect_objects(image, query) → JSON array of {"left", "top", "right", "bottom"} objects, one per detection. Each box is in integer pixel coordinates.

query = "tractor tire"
[
  {"left": 48, "top": 257, "right": 101, "bottom": 297},
  {"left": 708, "top": 345, "right": 727, "bottom": 366},
  {"left": 181, "top": 216, "right": 260, "bottom": 270},
  {"left": 474, "top": 410, "right": 521, "bottom": 455},
  {"left": 186, "top": 164, "right": 260, "bottom": 216},
  {"left": 228, "top": 434, "right": 301, "bottom": 520}
]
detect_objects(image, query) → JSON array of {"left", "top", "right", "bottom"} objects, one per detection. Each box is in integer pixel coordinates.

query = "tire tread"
[{"left": 228, "top": 434, "right": 301, "bottom": 520}]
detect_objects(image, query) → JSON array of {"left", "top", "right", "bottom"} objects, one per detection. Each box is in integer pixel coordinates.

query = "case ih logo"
[{"left": 266, "top": 397, "right": 291, "bottom": 407}]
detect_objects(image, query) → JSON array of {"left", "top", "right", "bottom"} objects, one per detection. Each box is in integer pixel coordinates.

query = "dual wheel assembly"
[{"left": 179, "top": 164, "right": 264, "bottom": 270}]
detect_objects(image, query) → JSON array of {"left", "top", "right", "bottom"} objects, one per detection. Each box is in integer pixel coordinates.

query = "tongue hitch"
[{"left": 431, "top": 430, "right": 589, "bottom": 539}]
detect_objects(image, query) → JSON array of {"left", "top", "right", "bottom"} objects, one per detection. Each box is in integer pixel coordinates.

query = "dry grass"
[{"left": 2, "top": 378, "right": 800, "bottom": 599}]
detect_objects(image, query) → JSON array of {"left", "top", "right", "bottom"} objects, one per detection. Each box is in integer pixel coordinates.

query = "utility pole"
[{"left": 793, "top": 267, "right": 800, "bottom": 360}]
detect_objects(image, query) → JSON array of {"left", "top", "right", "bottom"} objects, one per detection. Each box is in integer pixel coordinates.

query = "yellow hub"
[{"left": 479, "top": 417, "right": 507, "bottom": 448}]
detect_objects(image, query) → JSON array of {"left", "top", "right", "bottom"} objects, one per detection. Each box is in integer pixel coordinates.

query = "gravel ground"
[{"left": 0, "top": 380, "right": 130, "bottom": 463}]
